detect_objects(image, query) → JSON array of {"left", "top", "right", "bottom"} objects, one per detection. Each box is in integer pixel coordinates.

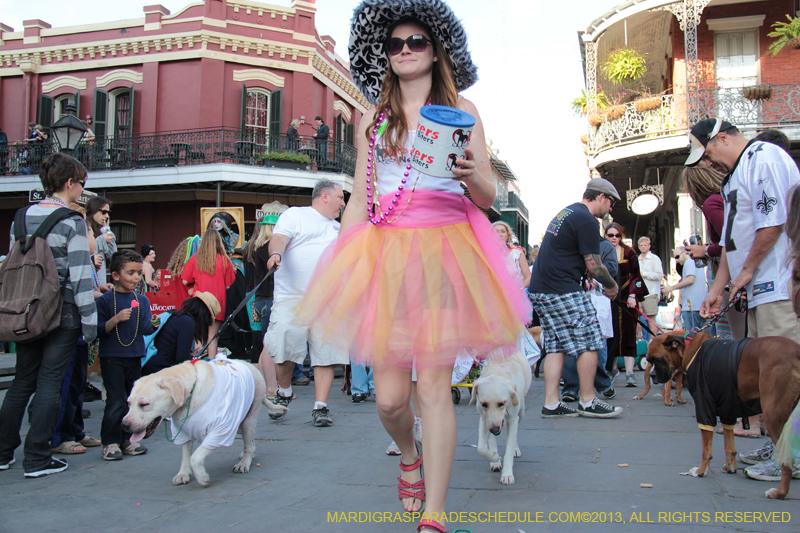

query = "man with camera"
[{"left": 663, "top": 247, "right": 707, "bottom": 330}]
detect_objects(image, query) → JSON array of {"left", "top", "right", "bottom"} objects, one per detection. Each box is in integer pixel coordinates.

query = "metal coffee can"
[{"left": 410, "top": 105, "right": 476, "bottom": 178}]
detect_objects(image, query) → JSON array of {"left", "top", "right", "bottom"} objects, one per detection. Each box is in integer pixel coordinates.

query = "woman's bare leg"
[
  {"left": 415, "top": 365, "right": 456, "bottom": 527},
  {"left": 208, "top": 320, "right": 222, "bottom": 358},
  {"left": 373, "top": 366, "right": 419, "bottom": 512}
]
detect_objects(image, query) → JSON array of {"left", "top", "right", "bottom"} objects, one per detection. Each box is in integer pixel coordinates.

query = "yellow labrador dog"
[
  {"left": 122, "top": 357, "right": 286, "bottom": 486},
  {"left": 470, "top": 350, "right": 532, "bottom": 485}
]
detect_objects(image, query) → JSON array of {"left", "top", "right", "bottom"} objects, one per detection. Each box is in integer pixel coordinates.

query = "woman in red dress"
[
  {"left": 605, "top": 223, "right": 647, "bottom": 387},
  {"left": 181, "top": 229, "right": 235, "bottom": 357}
]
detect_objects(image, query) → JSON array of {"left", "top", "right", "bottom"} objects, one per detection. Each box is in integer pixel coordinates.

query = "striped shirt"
[{"left": 9, "top": 205, "right": 98, "bottom": 342}]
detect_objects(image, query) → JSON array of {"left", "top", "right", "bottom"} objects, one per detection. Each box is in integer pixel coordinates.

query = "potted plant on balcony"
[
  {"left": 571, "top": 88, "right": 609, "bottom": 128},
  {"left": 768, "top": 14, "right": 800, "bottom": 55},
  {"left": 602, "top": 48, "right": 647, "bottom": 84},
  {"left": 743, "top": 85, "right": 774, "bottom": 101},
  {"left": 634, "top": 92, "right": 664, "bottom": 112},
  {"left": 256, "top": 151, "right": 311, "bottom": 170}
]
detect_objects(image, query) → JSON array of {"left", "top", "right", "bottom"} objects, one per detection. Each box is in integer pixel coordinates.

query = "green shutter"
[
  {"left": 93, "top": 89, "right": 108, "bottom": 138},
  {"left": 128, "top": 83, "right": 135, "bottom": 135},
  {"left": 73, "top": 89, "right": 81, "bottom": 118},
  {"left": 38, "top": 95, "right": 54, "bottom": 135},
  {"left": 269, "top": 89, "right": 282, "bottom": 151},
  {"left": 269, "top": 89, "right": 282, "bottom": 134},
  {"left": 345, "top": 123, "right": 355, "bottom": 146}
]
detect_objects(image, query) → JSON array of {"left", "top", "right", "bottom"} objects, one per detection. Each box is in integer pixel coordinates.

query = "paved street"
[{"left": 0, "top": 369, "right": 797, "bottom": 533}]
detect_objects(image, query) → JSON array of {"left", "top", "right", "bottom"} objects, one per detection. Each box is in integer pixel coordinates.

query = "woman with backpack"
[
  {"left": 0, "top": 153, "right": 97, "bottom": 478},
  {"left": 141, "top": 293, "right": 219, "bottom": 375}
]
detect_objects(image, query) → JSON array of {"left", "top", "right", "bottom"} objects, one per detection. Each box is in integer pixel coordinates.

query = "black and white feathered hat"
[{"left": 348, "top": 0, "right": 478, "bottom": 106}]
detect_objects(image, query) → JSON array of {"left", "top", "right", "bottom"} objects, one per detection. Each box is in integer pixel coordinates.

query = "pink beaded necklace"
[{"left": 366, "top": 105, "right": 423, "bottom": 225}]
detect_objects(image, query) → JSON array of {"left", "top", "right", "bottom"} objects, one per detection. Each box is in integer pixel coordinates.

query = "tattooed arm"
[{"left": 584, "top": 253, "right": 619, "bottom": 299}]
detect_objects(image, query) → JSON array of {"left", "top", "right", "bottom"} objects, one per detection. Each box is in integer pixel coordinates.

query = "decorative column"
[{"left": 683, "top": 0, "right": 711, "bottom": 127}]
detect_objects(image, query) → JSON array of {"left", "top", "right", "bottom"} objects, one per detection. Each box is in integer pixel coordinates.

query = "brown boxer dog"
[{"left": 645, "top": 331, "right": 800, "bottom": 500}]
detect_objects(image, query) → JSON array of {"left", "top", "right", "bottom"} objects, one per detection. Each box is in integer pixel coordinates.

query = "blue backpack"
[{"left": 141, "top": 312, "right": 173, "bottom": 367}]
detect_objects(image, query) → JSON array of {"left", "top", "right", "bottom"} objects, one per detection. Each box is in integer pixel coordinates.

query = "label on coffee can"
[{"left": 411, "top": 105, "right": 476, "bottom": 178}]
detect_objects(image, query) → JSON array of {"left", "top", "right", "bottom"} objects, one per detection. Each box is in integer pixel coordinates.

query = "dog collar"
[{"left": 683, "top": 329, "right": 698, "bottom": 347}]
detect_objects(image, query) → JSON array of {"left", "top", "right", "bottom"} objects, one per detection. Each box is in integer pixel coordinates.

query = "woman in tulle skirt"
[{"left": 297, "top": 2, "right": 530, "bottom": 531}]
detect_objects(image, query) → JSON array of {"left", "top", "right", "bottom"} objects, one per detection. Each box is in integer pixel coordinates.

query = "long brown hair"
[
  {"left": 195, "top": 229, "right": 231, "bottom": 275},
  {"left": 605, "top": 222, "right": 630, "bottom": 250},
  {"left": 683, "top": 166, "right": 724, "bottom": 208},
  {"left": 243, "top": 217, "right": 265, "bottom": 264},
  {"left": 367, "top": 18, "right": 459, "bottom": 158}
]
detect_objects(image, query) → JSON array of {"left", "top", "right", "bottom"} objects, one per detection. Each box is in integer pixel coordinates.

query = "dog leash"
[{"left": 191, "top": 265, "right": 277, "bottom": 362}]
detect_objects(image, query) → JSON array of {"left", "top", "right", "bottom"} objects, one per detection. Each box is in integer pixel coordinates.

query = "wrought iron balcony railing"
[
  {"left": 587, "top": 84, "right": 800, "bottom": 157},
  {"left": 588, "top": 94, "right": 687, "bottom": 155},
  {"left": 697, "top": 83, "right": 800, "bottom": 129},
  {"left": 0, "top": 128, "right": 357, "bottom": 177},
  {"left": 505, "top": 191, "right": 529, "bottom": 220}
]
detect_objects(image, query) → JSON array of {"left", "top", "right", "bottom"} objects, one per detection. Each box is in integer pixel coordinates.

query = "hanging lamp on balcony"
[
  {"left": 627, "top": 169, "right": 664, "bottom": 216},
  {"left": 51, "top": 100, "right": 87, "bottom": 153}
]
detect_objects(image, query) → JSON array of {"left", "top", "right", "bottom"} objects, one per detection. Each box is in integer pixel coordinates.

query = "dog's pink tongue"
[{"left": 130, "top": 431, "right": 145, "bottom": 443}]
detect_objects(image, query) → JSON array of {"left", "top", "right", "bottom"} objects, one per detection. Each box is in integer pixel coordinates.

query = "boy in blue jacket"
[{"left": 97, "top": 250, "right": 160, "bottom": 460}]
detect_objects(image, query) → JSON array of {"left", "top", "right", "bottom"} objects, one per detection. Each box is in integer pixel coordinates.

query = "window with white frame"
[
  {"left": 244, "top": 89, "right": 270, "bottom": 145},
  {"left": 713, "top": 24, "right": 760, "bottom": 125}
]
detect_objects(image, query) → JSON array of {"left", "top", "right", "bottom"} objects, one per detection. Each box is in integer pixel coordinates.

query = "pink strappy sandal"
[{"left": 397, "top": 440, "right": 425, "bottom": 513}]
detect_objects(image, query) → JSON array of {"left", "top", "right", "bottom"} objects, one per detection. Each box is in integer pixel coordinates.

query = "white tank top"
[{"left": 374, "top": 130, "right": 464, "bottom": 197}]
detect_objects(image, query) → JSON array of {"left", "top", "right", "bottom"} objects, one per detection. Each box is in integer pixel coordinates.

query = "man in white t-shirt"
[
  {"left": 688, "top": 118, "right": 800, "bottom": 480},
  {"left": 663, "top": 249, "right": 706, "bottom": 330},
  {"left": 637, "top": 236, "right": 663, "bottom": 341},
  {"left": 264, "top": 179, "right": 347, "bottom": 427}
]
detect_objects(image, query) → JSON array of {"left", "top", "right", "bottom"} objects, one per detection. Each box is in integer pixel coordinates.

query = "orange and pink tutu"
[{"left": 296, "top": 189, "right": 532, "bottom": 369}]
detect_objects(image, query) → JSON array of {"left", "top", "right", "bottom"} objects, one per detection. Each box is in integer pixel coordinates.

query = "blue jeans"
[
  {"left": 562, "top": 346, "right": 612, "bottom": 396},
  {"left": 53, "top": 343, "right": 89, "bottom": 447},
  {"left": 0, "top": 303, "right": 81, "bottom": 471},
  {"left": 351, "top": 363, "right": 374, "bottom": 395},
  {"left": 682, "top": 310, "right": 704, "bottom": 331}
]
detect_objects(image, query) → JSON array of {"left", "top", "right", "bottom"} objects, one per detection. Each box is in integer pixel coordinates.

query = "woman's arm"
[
  {"left": 143, "top": 262, "right": 158, "bottom": 288},
  {"left": 518, "top": 253, "right": 531, "bottom": 289},
  {"left": 454, "top": 98, "right": 494, "bottom": 209},
  {"left": 339, "top": 107, "right": 376, "bottom": 233}
]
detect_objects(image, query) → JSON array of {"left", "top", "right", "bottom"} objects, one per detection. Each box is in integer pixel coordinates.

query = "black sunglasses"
[
  {"left": 604, "top": 194, "right": 617, "bottom": 208},
  {"left": 100, "top": 209, "right": 111, "bottom": 215},
  {"left": 606, "top": 233, "right": 620, "bottom": 238},
  {"left": 386, "top": 34, "right": 431, "bottom": 56}
]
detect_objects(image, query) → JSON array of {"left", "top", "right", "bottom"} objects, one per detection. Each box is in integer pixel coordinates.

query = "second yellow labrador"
[{"left": 470, "top": 350, "right": 532, "bottom": 485}]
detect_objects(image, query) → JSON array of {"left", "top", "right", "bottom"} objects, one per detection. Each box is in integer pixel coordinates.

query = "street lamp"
[
  {"left": 626, "top": 170, "right": 664, "bottom": 216},
  {"left": 51, "top": 101, "right": 87, "bottom": 153}
]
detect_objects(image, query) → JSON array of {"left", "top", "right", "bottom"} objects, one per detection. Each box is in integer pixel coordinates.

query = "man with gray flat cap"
[{"left": 529, "top": 177, "right": 622, "bottom": 419}]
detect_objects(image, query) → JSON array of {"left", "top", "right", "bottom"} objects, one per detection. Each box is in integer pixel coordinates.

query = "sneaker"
[
  {"left": 24, "top": 458, "right": 68, "bottom": 478},
  {"left": 561, "top": 391, "right": 578, "bottom": 403},
  {"left": 610, "top": 367, "right": 620, "bottom": 382},
  {"left": 386, "top": 441, "right": 401, "bottom": 456},
  {"left": 0, "top": 457, "right": 15, "bottom": 471},
  {"left": 413, "top": 417, "right": 423, "bottom": 442},
  {"left": 312, "top": 407, "right": 333, "bottom": 427},
  {"left": 84, "top": 383, "right": 102, "bottom": 402},
  {"left": 578, "top": 398, "right": 623, "bottom": 418},
  {"left": 744, "top": 458, "right": 800, "bottom": 481},
  {"left": 82, "top": 409, "right": 91, "bottom": 419},
  {"left": 122, "top": 442, "right": 148, "bottom": 456},
  {"left": 740, "top": 440, "right": 775, "bottom": 466},
  {"left": 270, "top": 392, "right": 293, "bottom": 420},
  {"left": 601, "top": 386, "right": 617, "bottom": 400},
  {"left": 626, "top": 372, "right": 637, "bottom": 388},
  {"left": 102, "top": 444, "right": 123, "bottom": 461},
  {"left": 292, "top": 376, "right": 311, "bottom": 386},
  {"left": 352, "top": 393, "right": 368, "bottom": 403},
  {"left": 541, "top": 402, "right": 579, "bottom": 418}
]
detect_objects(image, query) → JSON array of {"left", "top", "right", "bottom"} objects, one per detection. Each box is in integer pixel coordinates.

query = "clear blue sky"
[{"left": 2, "top": 0, "right": 624, "bottom": 242}]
